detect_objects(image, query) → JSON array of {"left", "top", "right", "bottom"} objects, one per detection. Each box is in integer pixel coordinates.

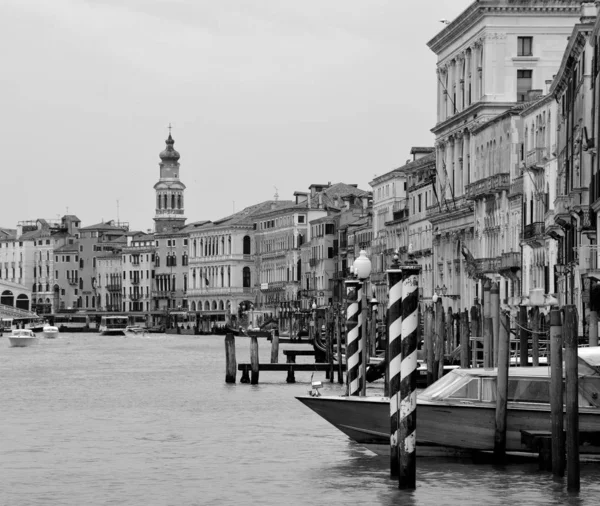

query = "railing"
[
  {"left": 129, "top": 293, "right": 143, "bottom": 301},
  {"left": 525, "top": 147, "right": 547, "bottom": 168},
  {"left": 523, "top": 222, "right": 545, "bottom": 241},
  {"left": 465, "top": 173, "right": 510, "bottom": 200},
  {"left": 106, "top": 284, "right": 121, "bottom": 292},
  {"left": 67, "top": 278, "right": 78, "bottom": 285},
  {"left": 130, "top": 278, "right": 140, "bottom": 285},
  {"left": 500, "top": 252, "right": 521, "bottom": 270},
  {"left": 476, "top": 257, "right": 501, "bottom": 273},
  {"left": 309, "top": 258, "right": 317, "bottom": 267},
  {"left": 508, "top": 175, "right": 523, "bottom": 198},
  {"left": 0, "top": 303, "right": 39, "bottom": 319},
  {"left": 575, "top": 245, "right": 599, "bottom": 271}
]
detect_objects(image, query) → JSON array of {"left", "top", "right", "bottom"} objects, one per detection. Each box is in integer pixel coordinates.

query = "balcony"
[
  {"left": 106, "top": 284, "right": 121, "bottom": 292},
  {"left": 500, "top": 252, "right": 521, "bottom": 270},
  {"left": 130, "top": 293, "right": 143, "bottom": 301},
  {"left": 508, "top": 176, "right": 523, "bottom": 198},
  {"left": 522, "top": 222, "right": 545, "bottom": 246},
  {"left": 476, "top": 257, "right": 501, "bottom": 274},
  {"left": 525, "top": 147, "right": 547, "bottom": 169},
  {"left": 554, "top": 195, "right": 572, "bottom": 225},
  {"left": 465, "top": 173, "right": 510, "bottom": 200},
  {"left": 67, "top": 278, "right": 78, "bottom": 286},
  {"left": 130, "top": 278, "right": 140, "bottom": 285},
  {"left": 309, "top": 258, "right": 317, "bottom": 267},
  {"left": 575, "top": 245, "right": 599, "bottom": 275}
]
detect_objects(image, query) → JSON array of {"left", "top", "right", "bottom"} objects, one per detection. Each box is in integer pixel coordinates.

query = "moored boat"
[
  {"left": 99, "top": 315, "right": 129, "bottom": 336},
  {"left": 125, "top": 325, "right": 146, "bottom": 335},
  {"left": 297, "top": 346, "right": 600, "bottom": 455},
  {"left": 8, "top": 329, "right": 38, "bottom": 347},
  {"left": 42, "top": 325, "right": 59, "bottom": 338}
]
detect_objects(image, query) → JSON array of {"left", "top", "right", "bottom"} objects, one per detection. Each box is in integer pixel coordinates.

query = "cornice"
[
  {"left": 550, "top": 24, "right": 594, "bottom": 98},
  {"left": 428, "top": 1, "right": 582, "bottom": 55},
  {"left": 432, "top": 101, "right": 515, "bottom": 137}
]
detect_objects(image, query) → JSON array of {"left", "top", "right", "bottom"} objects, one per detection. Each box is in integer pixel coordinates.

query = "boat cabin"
[{"left": 420, "top": 347, "right": 600, "bottom": 409}]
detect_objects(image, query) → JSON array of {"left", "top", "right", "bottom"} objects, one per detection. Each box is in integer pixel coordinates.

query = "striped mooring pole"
[
  {"left": 345, "top": 279, "right": 362, "bottom": 396},
  {"left": 387, "top": 255, "right": 403, "bottom": 478},
  {"left": 399, "top": 260, "right": 421, "bottom": 490},
  {"left": 357, "top": 280, "right": 365, "bottom": 395}
]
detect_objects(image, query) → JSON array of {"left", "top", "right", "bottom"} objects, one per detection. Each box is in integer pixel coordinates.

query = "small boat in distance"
[
  {"left": 8, "top": 329, "right": 38, "bottom": 347},
  {"left": 125, "top": 325, "right": 146, "bottom": 335},
  {"left": 42, "top": 325, "right": 59, "bottom": 338},
  {"left": 99, "top": 315, "right": 129, "bottom": 336}
]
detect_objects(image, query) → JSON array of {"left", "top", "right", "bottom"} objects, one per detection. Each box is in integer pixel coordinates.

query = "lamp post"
[{"left": 353, "top": 250, "right": 372, "bottom": 396}]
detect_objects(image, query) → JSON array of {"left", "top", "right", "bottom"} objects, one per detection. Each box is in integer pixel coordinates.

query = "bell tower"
[{"left": 153, "top": 126, "right": 187, "bottom": 232}]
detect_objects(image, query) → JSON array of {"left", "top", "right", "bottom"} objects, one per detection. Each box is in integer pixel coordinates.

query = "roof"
[
  {"left": 410, "top": 147, "right": 435, "bottom": 155},
  {"left": 201, "top": 201, "right": 293, "bottom": 231},
  {"left": 54, "top": 242, "right": 79, "bottom": 253},
  {"left": 79, "top": 221, "right": 128, "bottom": 232}
]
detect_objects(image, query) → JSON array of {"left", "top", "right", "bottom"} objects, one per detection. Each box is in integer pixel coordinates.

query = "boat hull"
[
  {"left": 296, "top": 395, "right": 600, "bottom": 453},
  {"left": 42, "top": 327, "right": 59, "bottom": 338},
  {"left": 9, "top": 336, "right": 38, "bottom": 348}
]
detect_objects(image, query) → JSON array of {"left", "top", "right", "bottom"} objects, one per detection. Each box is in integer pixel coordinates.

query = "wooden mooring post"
[
  {"left": 494, "top": 311, "right": 510, "bottom": 463},
  {"left": 519, "top": 305, "right": 529, "bottom": 367},
  {"left": 564, "top": 306, "right": 580, "bottom": 491},
  {"left": 550, "top": 309, "right": 564, "bottom": 477},
  {"left": 424, "top": 305, "right": 434, "bottom": 386},
  {"left": 387, "top": 261, "right": 402, "bottom": 478},
  {"left": 270, "top": 329, "right": 279, "bottom": 364},
  {"left": 225, "top": 333, "right": 236, "bottom": 383},
  {"left": 490, "top": 282, "right": 499, "bottom": 367},
  {"left": 336, "top": 308, "right": 343, "bottom": 384},
  {"left": 460, "top": 309, "right": 470, "bottom": 369},
  {"left": 250, "top": 336, "right": 259, "bottom": 385}
]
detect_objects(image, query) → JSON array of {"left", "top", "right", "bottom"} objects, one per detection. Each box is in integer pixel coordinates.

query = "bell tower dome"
[{"left": 153, "top": 126, "right": 187, "bottom": 232}]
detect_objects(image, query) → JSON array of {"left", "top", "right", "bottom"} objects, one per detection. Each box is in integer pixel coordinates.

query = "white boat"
[
  {"left": 297, "top": 346, "right": 600, "bottom": 455},
  {"left": 42, "top": 325, "right": 59, "bottom": 338},
  {"left": 125, "top": 325, "right": 146, "bottom": 335},
  {"left": 8, "top": 329, "right": 38, "bottom": 347},
  {"left": 98, "top": 315, "right": 129, "bottom": 336}
]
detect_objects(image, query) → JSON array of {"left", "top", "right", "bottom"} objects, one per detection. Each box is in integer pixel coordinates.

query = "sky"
[{"left": 1, "top": 0, "right": 472, "bottom": 232}]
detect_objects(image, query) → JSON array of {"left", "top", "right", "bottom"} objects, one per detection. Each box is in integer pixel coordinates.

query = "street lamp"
[{"left": 353, "top": 250, "right": 372, "bottom": 396}]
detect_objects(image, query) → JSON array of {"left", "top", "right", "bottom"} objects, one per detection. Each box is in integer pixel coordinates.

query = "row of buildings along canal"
[{"left": 2, "top": 0, "right": 600, "bottom": 336}]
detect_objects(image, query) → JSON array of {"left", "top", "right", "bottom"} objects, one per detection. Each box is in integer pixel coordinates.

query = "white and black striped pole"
[
  {"left": 387, "top": 252, "right": 402, "bottom": 478},
  {"left": 399, "top": 256, "right": 421, "bottom": 490},
  {"left": 345, "top": 278, "right": 362, "bottom": 396}
]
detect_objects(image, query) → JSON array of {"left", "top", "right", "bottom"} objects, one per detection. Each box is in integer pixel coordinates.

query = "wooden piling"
[
  {"left": 250, "top": 336, "right": 259, "bottom": 385},
  {"left": 494, "top": 312, "right": 510, "bottom": 463},
  {"left": 270, "top": 329, "right": 279, "bottom": 364},
  {"left": 470, "top": 305, "right": 480, "bottom": 368},
  {"left": 531, "top": 306, "right": 539, "bottom": 367},
  {"left": 446, "top": 307, "right": 453, "bottom": 356},
  {"left": 519, "top": 305, "right": 528, "bottom": 367},
  {"left": 590, "top": 310, "right": 598, "bottom": 347},
  {"left": 490, "top": 282, "right": 499, "bottom": 367},
  {"left": 434, "top": 299, "right": 444, "bottom": 382},
  {"left": 483, "top": 317, "right": 493, "bottom": 369},
  {"left": 225, "top": 333, "right": 236, "bottom": 383},
  {"left": 337, "top": 309, "right": 343, "bottom": 384},
  {"left": 460, "top": 309, "right": 470, "bottom": 369},
  {"left": 564, "top": 306, "right": 580, "bottom": 491},
  {"left": 424, "top": 305, "right": 434, "bottom": 386},
  {"left": 549, "top": 309, "right": 564, "bottom": 477}
]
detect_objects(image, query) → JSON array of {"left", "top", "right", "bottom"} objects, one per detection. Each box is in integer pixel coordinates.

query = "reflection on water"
[{"left": 1, "top": 333, "right": 600, "bottom": 505}]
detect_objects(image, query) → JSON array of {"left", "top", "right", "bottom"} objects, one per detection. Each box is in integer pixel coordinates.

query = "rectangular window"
[
  {"left": 517, "top": 69, "right": 532, "bottom": 102},
  {"left": 517, "top": 36, "right": 533, "bottom": 57}
]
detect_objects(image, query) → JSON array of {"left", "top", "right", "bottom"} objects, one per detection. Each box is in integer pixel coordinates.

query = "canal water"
[{"left": 2, "top": 333, "right": 600, "bottom": 505}]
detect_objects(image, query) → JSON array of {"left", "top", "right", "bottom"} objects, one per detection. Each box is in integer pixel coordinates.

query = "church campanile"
[{"left": 153, "top": 127, "right": 187, "bottom": 232}]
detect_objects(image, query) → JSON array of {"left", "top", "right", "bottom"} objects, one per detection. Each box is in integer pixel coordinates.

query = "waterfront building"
[
  {"left": 121, "top": 232, "right": 155, "bottom": 314},
  {"left": 551, "top": 8, "right": 597, "bottom": 334},
  {"left": 0, "top": 215, "right": 80, "bottom": 313},
  {"left": 187, "top": 202, "right": 276, "bottom": 327},
  {"left": 95, "top": 250, "right": 122, "bottom": 312},
  {"left": 369, "top": 160, "right": 408, "bottom": 310},
  {"left": 590, "top": 11, "right": 600, "bottom": 312},
  {"left": 405, "top": 148, "right": 436, "bottom": 301},
  {"left": 520, "top": 93, "right": 560, "bottom": 300},
  {"left": 427, "top": 0, "right": 582, "bottom": 308},
  {"left": 77, "top": 220, "right": 128, "bottom": 310},
  {"left": 53, "top": 240, "right": 81, "bottom": 311}
]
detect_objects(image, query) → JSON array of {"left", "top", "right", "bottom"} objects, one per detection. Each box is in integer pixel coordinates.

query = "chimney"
[
  {"left": 362, "top": 197, "right": 368, "bottom": 211},
  {"left": 580, "top": 2, "right": 597, "bottom": 24},
  {"left": 318, "top": 193, "right": 323, "bottom": 209}
]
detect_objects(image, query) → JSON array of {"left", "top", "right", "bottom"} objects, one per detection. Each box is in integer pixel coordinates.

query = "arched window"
[
  {"left": 177, "top": 194, "right": 182, "bottom": 209},
  {"left": 163, "top": 194, "right": 167, "bottom": 209},
  {"left": 243, "top": 267, "right": 251, "bottom": 288},
  {"left": 193, "top": 240, "right": 197, "bottom": 257},
  {"left": 219, "top": 300, "right": 224, "bottom": 311},
  {"left": 155, "top": 255, "right": 160, "bottom": 267},
  {"left": 171, "top": 194, "right": 175, "bottom": 209},
  {"left": 243, "top": 235, "right": 251, "bottom": 255},
  {"left": 212, "top": 300, "right": 217, "bottom": 310},
  {"left": 157, "top": 195, "right": 161, "bottom": 209}
]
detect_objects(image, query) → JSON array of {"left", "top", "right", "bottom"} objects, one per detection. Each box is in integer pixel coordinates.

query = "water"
[{"left": 2, "top": 333, "right": 600, "bottom": 506}]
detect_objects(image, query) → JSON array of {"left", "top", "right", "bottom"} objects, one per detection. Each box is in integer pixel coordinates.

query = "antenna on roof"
[
  {"left": 117, "top": 199, "right": 120, "bottom": 223},
  {"left": 274, "top": 186, "right": 279, "bottom": 201}
]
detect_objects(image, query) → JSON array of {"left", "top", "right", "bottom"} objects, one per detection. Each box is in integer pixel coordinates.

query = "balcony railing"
[
  {"left": 130, "top": 278, "right": 140, "bottom": 285},
  {"left": 476, "top": 257, "right": 501, "bottom": 273},
  {"left": 500, "top": 252, "right": 521, "bottom": 270},
  {"left": 465, "top": 173, "right": 510, "bottom": 200},
  {"left": 523, "top": 222, "right": 545, "bottom": 241},
  {"left": 309, "top": 258, "right": 317, "bottom": 267},
  {"left": 575, "top": 245, "right": 598, "bottom": 271},
  {"left": 67, "top": 278, "right": 78, "bottom": 285},
  {"left": 525, "top": 147, "right": 547, "bottom": 169},
  {"left": 106, "top": 284, "right": 121, "bottom": 292},
  {"left": 129, "top": 293, "right": 143, "bottom": 301},
  {"left": 508, "top": 175, "right": 523, "bottom": 198}
]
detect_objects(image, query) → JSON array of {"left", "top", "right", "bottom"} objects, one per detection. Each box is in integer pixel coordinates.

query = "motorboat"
[
  {"left": 99, "top": 315, "right": 129, "bottom": 336},
  {"left": 8, "top": 329, "right": 38, "bottom": 348},
  {"left": 297, "top": 346, "right": 600, "bottom": 455},
  {"left": 42, "top": 325, "right": 59, "bottom": 338},
  {"left": 125, "top": 325, "right": 146, "bottom": 335}
]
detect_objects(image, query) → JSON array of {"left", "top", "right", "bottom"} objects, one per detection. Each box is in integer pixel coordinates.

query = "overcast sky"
[{"left": 1, "top": 0, "right": 471, "bottom": 232}]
